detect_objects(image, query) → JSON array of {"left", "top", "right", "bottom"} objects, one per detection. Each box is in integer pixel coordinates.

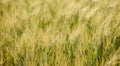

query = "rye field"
[{"left": 0, "top": 0, "right": 120, "bottom": 66}]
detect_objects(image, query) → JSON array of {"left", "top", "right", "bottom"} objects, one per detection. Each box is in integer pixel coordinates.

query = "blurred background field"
[{"left": 0, "top": 0, "right": 120, "bottom": 66}]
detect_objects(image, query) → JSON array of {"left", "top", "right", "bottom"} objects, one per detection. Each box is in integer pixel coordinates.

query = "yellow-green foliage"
[{"left": 0, "top": 0, "right": 120, "bottom": 66}]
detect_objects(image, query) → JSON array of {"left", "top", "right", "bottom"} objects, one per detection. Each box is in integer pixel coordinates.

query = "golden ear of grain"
[{"left": 0, "top": 0, "right": 120, "bottom": 66}]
